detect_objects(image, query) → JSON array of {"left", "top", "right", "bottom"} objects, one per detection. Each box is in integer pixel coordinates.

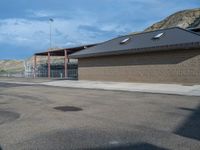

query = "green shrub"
[{"left": 0, "top": 69, "right": 6, "bottom": 73}]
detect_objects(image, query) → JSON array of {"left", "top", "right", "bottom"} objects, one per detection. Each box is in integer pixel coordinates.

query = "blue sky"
[{"left": 0, "top": 0, "right": 199, "bottom": 60}]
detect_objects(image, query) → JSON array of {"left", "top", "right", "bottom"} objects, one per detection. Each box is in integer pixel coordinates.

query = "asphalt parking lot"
[{"left": 0, "top": 81, "right": 200, "bottom": 150}]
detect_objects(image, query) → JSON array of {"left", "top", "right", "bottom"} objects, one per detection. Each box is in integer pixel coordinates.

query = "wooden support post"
[
  {"left": 64, "top": 49, "right": 68, "bottom": 78},
  {"left": 33, "top": 55, "right": 37, "bottom": 78},
  {"left": 48, "top": 52, "right": 51, "bottom": 79}
]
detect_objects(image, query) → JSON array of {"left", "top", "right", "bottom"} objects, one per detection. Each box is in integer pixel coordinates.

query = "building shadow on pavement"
[
  {"left": 82, "top": 143, "right": 168, "bottom": 150},
  {"left": 0, "top": 82, "right": 30, "bottom": 88},
  {"left": 175, "top": 104, "right": 200, "bottom": 141}
]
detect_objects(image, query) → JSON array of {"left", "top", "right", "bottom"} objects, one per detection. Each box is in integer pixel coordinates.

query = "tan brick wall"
[{"left": 78, "top": 49, "right": 200, "bottom": 84}]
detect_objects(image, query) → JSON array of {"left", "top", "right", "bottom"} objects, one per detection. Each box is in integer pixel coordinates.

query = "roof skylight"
[
  {"left": 120, "top": 37, "right": 131, "bottom": 44},
  {"left": 153, "top": 32, "right": 164, "bottom": 39}
]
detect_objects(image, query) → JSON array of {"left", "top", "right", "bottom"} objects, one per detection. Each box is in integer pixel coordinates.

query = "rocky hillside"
[
  {"left": 145, "top": 8, "right": 200, "bottom": 31},
  {"left": 0, "top": 56, "right": 70, "bottom": 74},
  {"left": 0, "top": 60, "right": 24, "bottom": 73}
]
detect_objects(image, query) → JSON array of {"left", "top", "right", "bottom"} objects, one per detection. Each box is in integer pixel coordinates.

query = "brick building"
[{"left": 70, "top": 27, "right": 200, "bottom": 84}]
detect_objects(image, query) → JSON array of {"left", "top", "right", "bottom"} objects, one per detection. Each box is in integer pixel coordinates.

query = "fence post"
[
  {"left": 33, "top": 55, "right": 37, "bottom": 78},
  {"left": 64, "top": 49, "right": 68, "bottom": 79},
  {"left": 48, "top": 52, "right": 51, "bottom": 79}
]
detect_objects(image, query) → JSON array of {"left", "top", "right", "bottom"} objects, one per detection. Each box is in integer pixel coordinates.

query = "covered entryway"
[{"left": 33, "top": 44, "right": 96, "bottom": 79}]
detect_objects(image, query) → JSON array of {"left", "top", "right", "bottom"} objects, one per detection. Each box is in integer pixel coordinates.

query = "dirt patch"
[
  {"left": 0, "top": 102, "right": 8, "bottom": 105},
  {"left": 0, "top": 82, "right": 30, "bottom": 88},
  {"left": 54, "top": 106, "right": 83, "bottom": 112},
  {"left": 0, "top": 110, "right": 20, "bottom": 125}
]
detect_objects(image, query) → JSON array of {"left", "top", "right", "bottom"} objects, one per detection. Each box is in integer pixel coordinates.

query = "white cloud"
[
  {"left": 0, "top": 16, "right": 130, "bottom": 52},
  {"left": 0, "top": 19, "right": 49, "bottom": 47},
  {"left": 26, "top": 10, "right": 57, "bottom": 18}
]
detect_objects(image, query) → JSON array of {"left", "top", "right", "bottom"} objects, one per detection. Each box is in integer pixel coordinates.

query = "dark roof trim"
[
  {"left": 34, "top": 44, "right": 98, "bottom": 56},
  {"left": 69, "top": 42, "right": 200, "bottom": 59},
  {"left": 188, "top": 27, "right": 200, "bottom": 33}
]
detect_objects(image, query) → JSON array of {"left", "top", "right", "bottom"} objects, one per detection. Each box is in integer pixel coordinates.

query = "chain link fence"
[
  {"left": 0, "top": 72, "right": 25, "bottom": 78},
  {"left": 0, "top": 63, "right": 78, "bottom": 79}
]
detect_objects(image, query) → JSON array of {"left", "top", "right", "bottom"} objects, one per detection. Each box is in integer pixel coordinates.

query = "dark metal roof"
[
  {"left": 35, "top": 44, "right": 97, "bottom": 56},
  {"left": 69, "top": 27, "right": 200, "bottom": 59},
  {"left": 188, "top": 27, "right": 200, "bottom": 34}
]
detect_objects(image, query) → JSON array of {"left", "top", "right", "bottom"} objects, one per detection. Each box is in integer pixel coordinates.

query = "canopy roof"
[{"left": 35, "top": 44, "right": 97, "bottom": 56}]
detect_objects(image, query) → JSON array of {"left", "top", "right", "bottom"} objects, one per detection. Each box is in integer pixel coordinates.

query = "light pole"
[
  {"left": 48, "top": 18, "right": 53, "bottom": 79},
  {"left": 49, "top": 18, "right": 54, "bottom": 50}
]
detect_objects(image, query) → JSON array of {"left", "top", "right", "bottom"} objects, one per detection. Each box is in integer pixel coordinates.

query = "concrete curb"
[
  {"left": 41, "top": 80, "right": 200, "bottom": 97},
  {"left": 1, "top": 80, "right": 200, "bottom": 96}
]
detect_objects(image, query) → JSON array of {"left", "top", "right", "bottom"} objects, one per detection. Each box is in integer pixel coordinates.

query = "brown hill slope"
[
  {"left": 145, "top": 8, "right": 200, "bottom": 31},
  {"left": 0, "top": 60, "right": 24, "bottom": 73}
]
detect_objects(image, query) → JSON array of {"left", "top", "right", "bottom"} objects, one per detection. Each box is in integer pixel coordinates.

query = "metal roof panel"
[{"left": 70, "top": 27, "right": 200, "bottom": 58}]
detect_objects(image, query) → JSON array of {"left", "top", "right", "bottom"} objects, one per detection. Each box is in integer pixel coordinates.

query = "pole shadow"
[
  {"left": 175, "top": 104, "right": 200, "bottom": 140},
  {"left": 81, "top": 143, "right": 168, "bottom": 150}
]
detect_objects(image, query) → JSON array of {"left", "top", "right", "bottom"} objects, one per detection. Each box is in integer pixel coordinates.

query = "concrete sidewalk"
[
  {"left": 41, "top": 80, "right": 200, "bottom": 96},
  {"left": 1, "top": 79, "right": 200, "bottom": 96}
]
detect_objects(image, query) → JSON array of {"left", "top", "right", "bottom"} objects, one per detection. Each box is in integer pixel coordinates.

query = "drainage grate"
[{"left": 54, "top": 106, "right": 83, "bottom": 112}]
